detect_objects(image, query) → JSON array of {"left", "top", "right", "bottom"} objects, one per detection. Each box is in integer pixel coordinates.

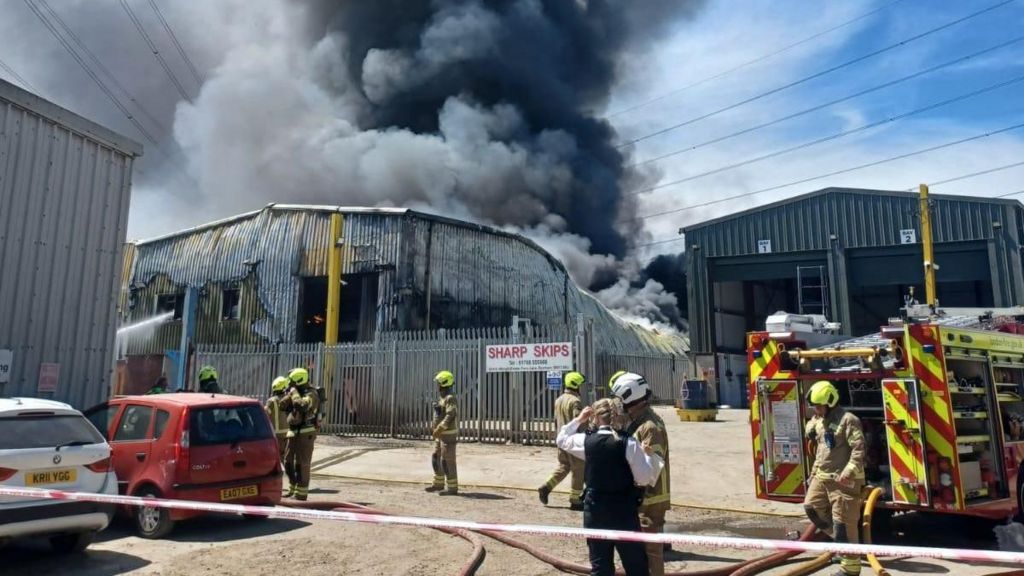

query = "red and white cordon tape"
[{"left": 3, "top": 486, "right": 1022, "bottom": 565}]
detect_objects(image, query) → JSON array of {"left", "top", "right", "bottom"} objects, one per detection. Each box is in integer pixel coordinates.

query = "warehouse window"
[
  {"left": 222, "top": 287, "right": 241, "bottom": 321},
  {"left": 156, "top": 293, "right": 184, "bottom": 320}
]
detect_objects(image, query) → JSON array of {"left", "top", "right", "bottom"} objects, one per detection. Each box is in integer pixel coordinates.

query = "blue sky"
[
  {"left": 611, "top": 0, "right": 1024, "bottom": 254},
  {"left": 1, "top": 0, "right": 1021, "bottom": 253}
]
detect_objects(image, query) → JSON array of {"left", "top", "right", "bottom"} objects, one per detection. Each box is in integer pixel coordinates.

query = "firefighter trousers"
[
  {"left": 284, "top": 432, "right": 317, "bottom": 500},
  {"left": 639, "top": 501, "right": 670, "bottom": 576},
  {"left": 431, "top": 438, "right": 458, "bottom": 490},
  {"left": 805, "top": 477, "right": 864, "bottom": 575},
  {"left": 584, "top": 493, "right": 648, "bottom": 576},
  {"left": 275, "top": 434, "right": 288, "bottom": 462},
  {"left": 544, "top": 449, "right": 585, "bottom": 503}
]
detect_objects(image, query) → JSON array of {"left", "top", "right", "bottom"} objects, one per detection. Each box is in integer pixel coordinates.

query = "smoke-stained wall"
[{"left": 121, "top": 206, "right": 687, "bottom": 356}]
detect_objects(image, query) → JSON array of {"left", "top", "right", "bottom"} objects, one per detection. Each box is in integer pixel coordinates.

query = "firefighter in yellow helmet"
[
  {"left": 265, "top": 377, "right": 291, "bottom": 460},
  {"left": 538, "top": 371, "right": 586, "bottom": 510},
  {"left": 804, "top": 380, "right": 865, "bottom": 576},
  {"left": 425, "top": 370, "right": 459, "bottom": 495},
  {"left": 281, "top": 367, "right": 319, "bottom": 500},
  {"left": 610, "top": 371, "right": 671, "bottom": 576},
  {"left": 198, "top": 365, "right": 223, "bottom": 394}
]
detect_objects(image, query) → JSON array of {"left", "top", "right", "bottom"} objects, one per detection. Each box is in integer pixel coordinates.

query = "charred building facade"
[{"left": 119, "top": 205, "right": 685, "bottom": 366}]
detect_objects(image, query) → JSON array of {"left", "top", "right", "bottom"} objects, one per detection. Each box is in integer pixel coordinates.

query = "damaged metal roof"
[{"left": 123, "top": 205, "right": 688, "bottom": 356}]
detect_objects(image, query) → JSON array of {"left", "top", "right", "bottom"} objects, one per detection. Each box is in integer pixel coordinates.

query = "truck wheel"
[
  {"left": 49, "top": 531, "right": 95, "bottom": 554},
  {"left": 135, "top": 489, "right": 175, "bottom": 539}
]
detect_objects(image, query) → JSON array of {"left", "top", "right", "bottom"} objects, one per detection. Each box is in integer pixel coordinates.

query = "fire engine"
[
  {"left": 749, "top": 185, "right": 1024, "bottom": 520},
  {"left": 749, "top": 307, "right": 1024, "bottom": 519}
]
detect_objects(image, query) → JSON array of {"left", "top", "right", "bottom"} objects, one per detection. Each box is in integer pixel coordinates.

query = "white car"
[{"left": 0, "top": 397, "right": 118, "bottom": 553}]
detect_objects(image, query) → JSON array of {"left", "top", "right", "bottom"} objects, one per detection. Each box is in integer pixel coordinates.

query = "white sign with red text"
[{"left": 485, "top": 342, "right": 573, "bottom": 373}]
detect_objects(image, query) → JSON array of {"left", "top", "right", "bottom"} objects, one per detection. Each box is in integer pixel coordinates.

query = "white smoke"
[{"left": 1, "top": 0, "right": 692, "bottom": 330}]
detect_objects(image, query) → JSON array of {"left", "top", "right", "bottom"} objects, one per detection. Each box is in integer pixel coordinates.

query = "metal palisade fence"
[{"left": 193, "top": 324, "right": 686, "bottom": 445}]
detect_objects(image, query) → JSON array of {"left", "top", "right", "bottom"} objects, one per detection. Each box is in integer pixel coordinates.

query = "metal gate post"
[
  {"left": 477, "top": 339, "right": 484, "bottom": 442},
  {"left": 389, "top": 339, "right": 398, "bottom": 438}
]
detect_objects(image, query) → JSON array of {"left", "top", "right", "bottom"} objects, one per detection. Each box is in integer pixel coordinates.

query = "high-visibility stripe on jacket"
[
  {"left": 432, "top": 393, "right": 459, "bottom": 437},
  {"left": 629, "top": 407, "right": 671, "bottom": 507},
  {"left": 807, "top": 407, "right": 865, "bottom": 481},
  {"left": 265, "top": 394, "right": 289, "bottom": 437},
  {"left": 283, "top": 387, "right": 320, "bottom": 437},
  {"left": 554, "top": 391, "right": 582, "bottom": 428}
]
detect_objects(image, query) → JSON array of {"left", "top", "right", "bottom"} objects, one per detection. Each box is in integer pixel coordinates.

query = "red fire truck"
[{"left": 749, "top": 306, "right": 1024, "bottom": 519}]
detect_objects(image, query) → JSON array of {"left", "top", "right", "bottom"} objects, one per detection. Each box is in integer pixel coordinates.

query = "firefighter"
[
  {"left": 538, "top": 371, "right": 586, "bottom": 510},
  {"left": 425, "top": 370, "right": 459, "bottom": 496},
  {"left": 265, "top": 376, "right": 291, "bottom": 460},
  {"left": 198, "top": 365, "right": 223, "bottom": 394},
  {"left": 610, "top": 371, "right": 671, "bottom": 576},
  {"left": 146, "top": 376, "right": 168, "bottom": 395},
  {"left": 281, "top": 367, "right": 319, "bottom": 500},
  {"left": 803, "top": 380, "right": 865, "bottom": 576},
  {"left": 557, "top": 398, "right": 663, "bottom": 576}
]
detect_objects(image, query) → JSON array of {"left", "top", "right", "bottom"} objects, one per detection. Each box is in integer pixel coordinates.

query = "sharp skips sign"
[{"left": 485, "top": 343, "right": 573, "bottom": 373}]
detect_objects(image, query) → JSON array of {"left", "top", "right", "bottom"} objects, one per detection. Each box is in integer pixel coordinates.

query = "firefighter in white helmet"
[
  {"left": 804, "top": 380, "right": 865, "bottom": 576},
  {"left": 610, "top": 371, "right": 671, "bottom": 576}
]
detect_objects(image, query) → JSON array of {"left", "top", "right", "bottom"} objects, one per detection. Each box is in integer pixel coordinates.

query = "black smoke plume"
[{"left": 299, "top": 0, "right": 703, "bottom": 266}]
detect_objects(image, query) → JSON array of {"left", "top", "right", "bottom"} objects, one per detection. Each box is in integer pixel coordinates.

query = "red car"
[{"left": 84, "top": 394, "right": 282, "bottom": 538}]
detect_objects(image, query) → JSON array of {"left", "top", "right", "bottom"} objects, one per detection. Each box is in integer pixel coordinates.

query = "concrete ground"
[
  {"left": 317, "top": 407, "right": 804, "bottom": 516},
  {"left": 308, "top": 407, "right": 1019, "bottom": 575},
  {"left": 4, "top": 407, "right": 1021, "bottom": 574}
]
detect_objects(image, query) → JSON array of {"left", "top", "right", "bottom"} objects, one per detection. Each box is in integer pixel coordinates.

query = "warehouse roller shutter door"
[{"left": 847, "top": 241, "right": 993, "bottom": 334}]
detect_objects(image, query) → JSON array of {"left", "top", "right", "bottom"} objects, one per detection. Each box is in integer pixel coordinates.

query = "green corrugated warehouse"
[{"left": 683, "top": 187, "right": 1024, "bottom": 406}]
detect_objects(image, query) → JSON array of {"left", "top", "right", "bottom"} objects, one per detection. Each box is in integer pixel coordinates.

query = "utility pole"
[{"left": 919, "top": 184, "right": 938, "bottom": 308}]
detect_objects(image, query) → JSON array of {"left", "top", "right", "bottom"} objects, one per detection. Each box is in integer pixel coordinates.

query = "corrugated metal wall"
[
  {"left": 0, "top": 79, "right": 140, "bottom": 407},
  {"left": 685, "top": 188, "right": 1024, "bottom": 353},
  {"left": 123, "top": 207, "right": 689, "bottom": 358}
]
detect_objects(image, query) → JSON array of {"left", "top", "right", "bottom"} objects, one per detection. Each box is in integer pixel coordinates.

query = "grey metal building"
[
  {"left": 684, "top": 187, "right": 1024, "bottom": 404},
  {"left": 0, "top": 78, "right": 141, "bottom": 406}
]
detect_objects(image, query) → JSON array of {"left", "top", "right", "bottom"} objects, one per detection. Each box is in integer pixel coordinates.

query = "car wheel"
[
  {"left": 50, "top": 531, "right": 95, "bottom": 554},
  {"left": 135, "top": 489, "right": 174, "bottom": 539}
]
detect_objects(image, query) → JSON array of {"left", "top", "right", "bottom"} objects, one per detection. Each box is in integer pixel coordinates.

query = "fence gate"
[{"left": 191, "top": 323, "right": 684, "bottom": 445}]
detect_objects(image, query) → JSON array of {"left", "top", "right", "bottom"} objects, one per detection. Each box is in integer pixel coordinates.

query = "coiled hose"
[{"left": 282, "top": 498, "right": 816, "bottom": 576}]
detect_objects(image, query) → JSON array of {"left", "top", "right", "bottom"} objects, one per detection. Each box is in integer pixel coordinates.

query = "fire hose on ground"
[
  {"left": 280, "top": 498, "right": 819, "bottom": 576},
  {"left": 8, "top": 486, "right": 1021, "bottom": 576},
  {"left": 283, "top": 499, "right": 486, "bottom": 576}
]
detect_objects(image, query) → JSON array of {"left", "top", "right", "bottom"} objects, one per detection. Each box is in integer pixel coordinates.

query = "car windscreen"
[
  {"left": 0, "top": 414, "right": 105, "bottom": 450},
  {"left": 189, "top": 406, "right": 273, "bottom": 446}
]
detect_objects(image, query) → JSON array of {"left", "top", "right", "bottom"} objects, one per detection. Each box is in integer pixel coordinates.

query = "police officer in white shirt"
[{"left": 557, "top": 398, "right": 664, "bottom": 576}]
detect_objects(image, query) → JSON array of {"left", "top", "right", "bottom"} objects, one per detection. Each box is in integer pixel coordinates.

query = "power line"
[
  {"left": 118, "top": 0, "right": 192, "bottom": 102},
  {"left": 631, "top": 72, "right": 1024, "bottom": 197},
  {"left": 23, "top": 0, "right": 192, "bottom": 182},
  {"left": 617, "top": 0, "right": 1017, "bottom": 149},
  {"left": 637, "top": 236, "right": 687, "bottom": 249},
  {"left": 903, "top": 160, "right": 1024, "bottom": 190},
  {"left": 0, "top": 55, "right": 39, "bottom": 93},
  {"left": 37, "top": 0, "right": 170, "bottom": 135},
  {"left": 635, "top": 120, "right": 1024, "bottom": 222},
  {"left": 632, "top": 34, "right": 1024, "bottom": 169},
  {"left": 608, "top": 0, "right": 906, "bottom": 119},
  {"left": 638, "top": 177, "right": 1024, "bottom": 250},
  {"left": 996, "top": 188, "right": 1024, "bottom": 198},
  {"left": 23, "top": 0, "right": 160, "bottom": 145},
  {"left": 147, "top": 0, "right": 204, "bottom": 86}
]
